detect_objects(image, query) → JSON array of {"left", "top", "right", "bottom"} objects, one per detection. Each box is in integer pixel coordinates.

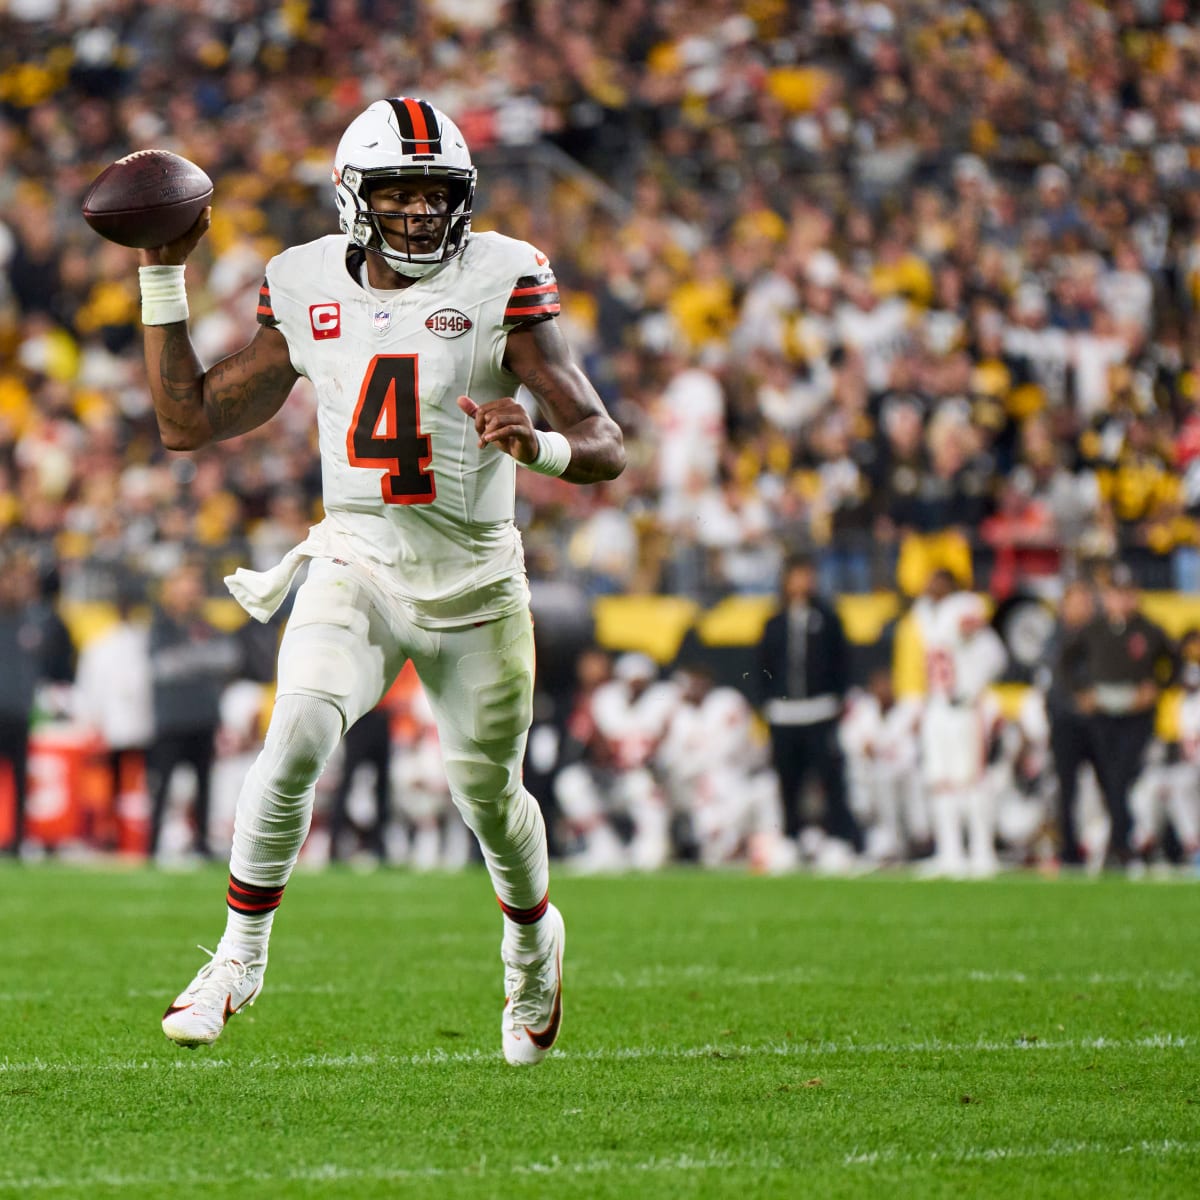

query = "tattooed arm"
[
  {"left": 139, "top": 211, "right": 298, "bottom": 451},
  {"left": 145, "top": 323, "right": 298, "bottom": 450},
  {"left": 459, "top": 318, "right": 625, "bottom": 484}
]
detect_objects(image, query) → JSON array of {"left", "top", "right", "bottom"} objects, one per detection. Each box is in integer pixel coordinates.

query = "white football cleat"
[
  {"left": 501, "top": 904, "right": 565, "bottom": 1066},
  {"left": 162, "top": 947, "right": 264, "bottom": 1048}
]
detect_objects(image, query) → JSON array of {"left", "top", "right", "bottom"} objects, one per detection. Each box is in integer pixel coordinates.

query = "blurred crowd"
[
  {"left": 5, "top": 1, "right": 1200, "bottom": 609},
  {"left": 6, "top": 1, "right": 1200, "bottom": 867}
]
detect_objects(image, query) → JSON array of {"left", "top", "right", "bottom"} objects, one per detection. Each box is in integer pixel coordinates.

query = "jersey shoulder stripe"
[
  {"left": 256, "top": 278, "right": 278, "bottom": 328},
  {"left": 504, "top": 272, "right": 560, "bottom": 325}
]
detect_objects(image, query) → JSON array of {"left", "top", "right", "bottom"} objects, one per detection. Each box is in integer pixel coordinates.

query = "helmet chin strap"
[{"left": 365, "top": 243, "right": 444, "bottom": 279}]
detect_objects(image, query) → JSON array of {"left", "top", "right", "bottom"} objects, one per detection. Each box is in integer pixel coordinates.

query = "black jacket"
[
  {"left": 1062, "top": 612, "right": 1175, "bottom": 692},
  {"left": 0, "top": 600, "right": 75, "bottom": 722},
  {"left": 1044, "top": 622, "right": 1090, "bottom": 719},
  {"left": 755, "top": 598, "right": 850, "bottom": 710},
  {"left": 148, "top": 610, "right": 241, "bottom": 737}
]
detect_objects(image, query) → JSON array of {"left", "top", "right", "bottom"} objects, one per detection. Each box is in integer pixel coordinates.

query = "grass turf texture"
[{"left": 0, "top": 867, "right": 1197, "bottom": 1198}]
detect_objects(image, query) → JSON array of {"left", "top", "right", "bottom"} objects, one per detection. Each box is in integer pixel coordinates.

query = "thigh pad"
[
  {"left": 447, "top": 617, "right": 535, "bottom": 745},
  {"left": 275, "top": 560, "right": 389, "bottom": 725}
]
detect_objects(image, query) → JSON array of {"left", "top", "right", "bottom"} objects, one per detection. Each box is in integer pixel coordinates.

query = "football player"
[
  {"left": 554, "top": 653, "right": 679, "bottom": 872},
  {"left": 138, "top": 98, "right": 624, "bottom": 1063},
  {"left": 913, "top": 570, "right": 1009, "bottom": 877},
  {"left": 839, "top": 667, "right": 927, "bottom": 864},
  {"left": 659, "top": 665, "right": 785, "bottom": 869},
  {"left": 990, "top": 686, "right": 1054, "bottom": 865}
]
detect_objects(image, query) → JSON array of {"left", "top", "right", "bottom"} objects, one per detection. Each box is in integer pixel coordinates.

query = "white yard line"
[
  {"left": 844, "top": 1139, "right": 1200, "bottom": 1167},
  {"left": 0, "top": 964, "right": 1193, "bottom": 1005},
  {"left": 0, "top": 1034, "right": 1191, "bottom": 1075},
  {"left": 0, "top": 1151, "right": 786, "bottom": 1192}
]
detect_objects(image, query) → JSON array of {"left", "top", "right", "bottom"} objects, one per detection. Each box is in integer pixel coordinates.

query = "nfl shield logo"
[{"left": 373, "top": 309, "right": 391, "bottom": 334}]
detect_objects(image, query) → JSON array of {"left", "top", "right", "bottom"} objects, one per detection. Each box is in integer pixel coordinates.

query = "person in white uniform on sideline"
[{"left": 914, "top": 570, "right": 1008, "bottom": 877}]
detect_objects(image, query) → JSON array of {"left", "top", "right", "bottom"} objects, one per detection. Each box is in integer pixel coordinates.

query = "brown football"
[{"left": 82, "top": 150, "right": 213, "bottom": 249}]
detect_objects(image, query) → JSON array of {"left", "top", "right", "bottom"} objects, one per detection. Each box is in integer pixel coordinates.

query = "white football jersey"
[
  {"left": 661, "top": 686, "right": 767, "bottom": 782},
  {"left": 915, "top": 592, "right": 1007, "bottom": 705},
  {"left": 839, "top": 692, "right": 922, "bottom": 774},
  {"left": 590, "top": 679, "right": 681, "bottom": 771},
  {"left": 258, "top": 230, "right": 560, "bottom": 626}
]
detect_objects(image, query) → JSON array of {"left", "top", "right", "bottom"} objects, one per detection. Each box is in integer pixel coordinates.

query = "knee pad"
[
  {"left": 450, "top": 777, "right": 542, "bottom": 852},
  {"left": 259, "top": 694, "right": 343, "bottom": 796},
  {"left": 443, "top": 752, "right": 517, "bottom": 808}
]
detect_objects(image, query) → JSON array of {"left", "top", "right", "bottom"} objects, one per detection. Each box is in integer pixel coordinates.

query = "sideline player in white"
[
  {"left": 839, "top": 667, "right": 927, "bottom": 864},
  {"left": 555, "top": 653, "right": 679, "bottom": 871},
  {"left": 659, "top": 665, "right": 785, "bottom": 869},
  {"left": 138, "top": 97, "right": 625, "bottom": 1063},
  {"left": 1166, "top": 657, "right": 1200, "bottom": 864},
  {"left": 989, "top": 686, "right": 1055, "bottom": 863},
  {"left": 914, "top": 571, "right": 1008, "bottom": 877}
]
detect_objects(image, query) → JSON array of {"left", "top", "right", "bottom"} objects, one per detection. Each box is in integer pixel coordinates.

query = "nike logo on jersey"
[{"left": 425, "top": 308, "right": 473, "bottom": 338}]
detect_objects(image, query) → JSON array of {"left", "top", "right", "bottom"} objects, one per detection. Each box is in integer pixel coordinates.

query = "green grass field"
[{"left": 1, "top": 865, "right": 1198, "bottom": 1198}]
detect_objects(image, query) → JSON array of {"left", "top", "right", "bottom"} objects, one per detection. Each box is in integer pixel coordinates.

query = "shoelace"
[
  {"left": 506, "top": 943, "right": 557, "bottom": 1025},
  {"left": 186, "top": 945, "right": 250, "bottom": 1010}
]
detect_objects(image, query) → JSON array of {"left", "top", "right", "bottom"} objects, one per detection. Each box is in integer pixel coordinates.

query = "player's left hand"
[{"left": 457, "top": 395, "right": 538, "bottom": 464}]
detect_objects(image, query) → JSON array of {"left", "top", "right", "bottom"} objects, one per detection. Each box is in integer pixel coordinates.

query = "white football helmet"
[{"left": 333, "top": 97, "right": 476, "bottom": 279}]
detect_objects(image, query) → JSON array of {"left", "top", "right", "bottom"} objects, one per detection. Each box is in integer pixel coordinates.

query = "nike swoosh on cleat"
[
  {"left": 223, "top": 994, "right": 235, "bottom": 1024},
  {"left": 525, "top": 961, "right": 563, "bottom": 1050},
  {"left": 162, "top": 1003, "right": 192, "bottom": 1019}
]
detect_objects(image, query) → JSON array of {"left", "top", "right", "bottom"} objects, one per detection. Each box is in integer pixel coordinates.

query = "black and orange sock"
[
  {"left": 497, "top": 892, "right": 549, "bottom": 925},
  {"left": 226, "top": 874, "right": 286, "bottom": 916},
  {"left": 220, "top": 874, "right": 283, "bottom": 963}
]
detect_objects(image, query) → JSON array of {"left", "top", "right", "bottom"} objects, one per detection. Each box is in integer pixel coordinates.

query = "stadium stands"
[{"left": 4, "top": 1, "right": 1200, "bottom": 868}]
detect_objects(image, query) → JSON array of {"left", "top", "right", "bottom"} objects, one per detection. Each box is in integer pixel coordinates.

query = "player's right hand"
[{"left": 138, "top": 206, "right": 212, "bottom": 267}]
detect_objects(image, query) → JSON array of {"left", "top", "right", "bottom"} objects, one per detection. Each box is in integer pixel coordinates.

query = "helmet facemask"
[{"left": 336, "top": 165, "right": 475, "bottom": 279}]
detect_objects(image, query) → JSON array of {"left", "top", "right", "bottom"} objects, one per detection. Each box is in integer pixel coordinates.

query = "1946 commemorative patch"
[{"left": 425, "top": 308, "right": 473, "bottom": 338}]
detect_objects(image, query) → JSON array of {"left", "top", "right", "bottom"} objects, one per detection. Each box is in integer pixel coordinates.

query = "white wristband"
[
  {"left": 139, "top": 264, "right": 189, "bottom": 325},
  {"left": 522, "top": 430, "right": 572, "bottom": 476}
]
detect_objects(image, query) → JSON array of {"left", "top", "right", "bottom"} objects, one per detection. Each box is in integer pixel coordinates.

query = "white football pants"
[{"left": 232, "top": 556, "right": 546, "bottom": 910}]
